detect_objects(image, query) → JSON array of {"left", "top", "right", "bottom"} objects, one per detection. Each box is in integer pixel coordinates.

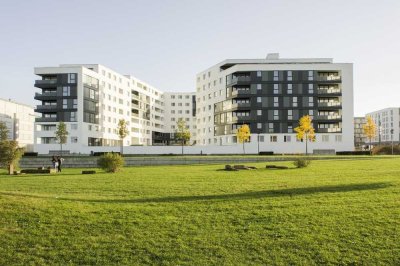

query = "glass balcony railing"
[
  {"left": 318, "top": 101, "right": 341, "bottom": 107},
  {"left": 317, "top": 75, "right": 341, "bottom": 82},
  {"left": 317, "top": 88, "right": 341, "bottom": 94}
]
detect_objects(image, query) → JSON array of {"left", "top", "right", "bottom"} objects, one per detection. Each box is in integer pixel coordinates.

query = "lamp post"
[
  {"left": 257, "top": 132, "right": 260, "bottom": 155},
  {"left": 391, "top": 129, "right": 394, "bottom": 155},
  {"left": 378, "top": 121, "right": 382, "bottom": 146}
]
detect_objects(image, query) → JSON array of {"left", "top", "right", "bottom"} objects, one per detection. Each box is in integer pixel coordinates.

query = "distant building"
[
  {"left": 366, "top": 107, "right": 400, "bottom": 145},
  {"left": 0, "top": 98, "right": 35, "bottom": 150},
  {"left": 354, "top": 117, "right": 366, "bottom": 150}
]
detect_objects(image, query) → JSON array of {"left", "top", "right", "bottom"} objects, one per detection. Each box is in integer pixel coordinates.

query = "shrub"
[
  {"left": 97, "top": 153, "right": 124, "bottom": 173},
  {"left": 293, "top": 158, "right": 311, "bottom": 168},
  {"left": 372, "top": 145, "right": 400, "bottom": 155}
]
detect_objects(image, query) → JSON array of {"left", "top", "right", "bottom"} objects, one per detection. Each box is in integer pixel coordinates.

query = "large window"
[
  {"left": 68, "top": 73, "right": 77, "bottom": 84},
  {"left": 62, "top": 86, "right": 70, "bottom": 96}
]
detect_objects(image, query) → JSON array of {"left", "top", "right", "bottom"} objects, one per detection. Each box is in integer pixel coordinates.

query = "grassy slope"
[{"left": 0, "top": 158, "right": 399, "bottom": 265}]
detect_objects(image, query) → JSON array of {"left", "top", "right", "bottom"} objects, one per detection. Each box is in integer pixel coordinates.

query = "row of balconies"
[{"left": 227, "top": 75, "right": 341, "bottom": 86}]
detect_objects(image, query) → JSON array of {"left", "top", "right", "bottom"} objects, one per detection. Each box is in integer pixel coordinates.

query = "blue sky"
[{"left": 0, "top": 0, "right": 399, "bottom": 116}]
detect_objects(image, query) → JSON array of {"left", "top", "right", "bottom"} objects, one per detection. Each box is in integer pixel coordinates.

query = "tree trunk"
[
  {"left": 305, "top": 133, "right": 308, "bottom": 156},
  {"left": 243, "top": 142, "right": 245, "bottom": 154},
  {"left": 370, "top": 138, "right": 372, "bottom": 156},
  {"left": 120, "top": 139, "right": 123, "bottom": 155},
  {"left": 60, "top": 143, "right": 63, "bottom": 156},
  {"left": 181, "top": 139, "right": 184, "bottom": 155}
]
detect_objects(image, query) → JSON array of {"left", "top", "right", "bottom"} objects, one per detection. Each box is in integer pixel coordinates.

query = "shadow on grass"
[{"left": 0, "top": 182, "right": 392, "bottom": 204}]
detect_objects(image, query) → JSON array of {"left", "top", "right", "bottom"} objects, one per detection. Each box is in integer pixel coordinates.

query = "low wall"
[{"left": 19, "top": 155, "right": 385, "bottom": 169}]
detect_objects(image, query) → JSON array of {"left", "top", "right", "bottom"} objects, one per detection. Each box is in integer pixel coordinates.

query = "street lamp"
[{"left": 391, "top": 129, "right": 394, "bottom": 155}]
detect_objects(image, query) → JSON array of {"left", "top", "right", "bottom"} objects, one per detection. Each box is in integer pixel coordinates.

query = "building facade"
[
  {"left": 366, "top": 108, "right": 400, "bottom": 145},
  {"left": 0, "top": 98, "right": 35, "bottom": 150},
  {"left": 195, "top": 53, "right": 354, "bottom": 153},
  {"left": 354, "top": 117, "right": 366, "bottom": 150},
  {"left": 34, "top": 54, "right": 354, "bottom": 154}
]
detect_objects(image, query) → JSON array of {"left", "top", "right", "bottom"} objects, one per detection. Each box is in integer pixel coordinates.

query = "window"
[
  {"left": 308, "top": 84, "right": 314, "bottom": 94},
  {"left": 257, "top": 97, "right": 262, "bottom": 103},
  {"left": 89, "top": 89, "right": 95, "bottom": 99},
  {"left": 288, "top": 125, "right": 293, "bottom": 133},
  {"left": 284, "top": 135, "right": 291, "bottom": 142},
  {"left": 62, "top": 86, "right": 70, "bottom": 96},
  {"left": 309, "top": 97, "right": 314, "bottom": 107},
  {"left": 68, "top": 73, "right": 76, "bottom": 83},
  {"left": 273, "top": 71, "right": 279, "bottom": 81},
  {"left": 335, "top": 135, "right": 342, "bottom": 142},
  {"left": 274, "top": 84, "right": 279, "bottom": 94},
  {"left": 287, "top": 84, "right": 292, "bottom": 94},
  {"left": 171, "top": 103, "right": 175, "bottom": 106},
  {"left": 308, "top": 70, "right": 313, "bottom": 81},
  {"left": 322, "top": 135, "right": 329, "bottom": 142},
  {"left": 270, "top": 136, "right": 277, "bottom": 142},
  {"left": 70, "top": 124, "right": 78, "bottom": 130},
  {"left": 257, "top": 84, "right": 262, "bottom": 90},
  {"left": 257, "top": 71, "right": 262, "bottom": 77},
  {"left": 178, "top": 103, "right": 182, "bottom": 106},
  {"left": 287, "top": 71, "right": 292, "bottom": 81},
  {"left": 288, "top": 110, "right": 293, "bottom": 120},
  {"left": 70, "top": 112, "right": 77, "bottom": 122},
  {"left": 293, "top": 97, "right": 298, "bottom": 107},
  {"left": 63, "top": 99, "right": 68, "bottom": 109},
  {"left": 257, "top": 123, "right": 262, "bottom": 129},
  {"left": 274, "top": 110, "right": 279, "bottom": 120},
  {"left": 274, "top": 97, "right": 279, "bottom": 107},
  {"left": 268, "top": 123, "right": 274, "bottom": 133},
  {"left": 257, "top": 110, "right": 262, "bottom": 116},
  {"left": 259, "top": 136, "right": 265, "bottom": 142}
]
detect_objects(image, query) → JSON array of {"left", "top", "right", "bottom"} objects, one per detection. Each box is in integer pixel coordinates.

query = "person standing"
[
  {"left": 52, "top": 156, "right": 57, "bottom": 170},
  {"left": 57, "top": 156, "right": 64, "bottom": 172}
]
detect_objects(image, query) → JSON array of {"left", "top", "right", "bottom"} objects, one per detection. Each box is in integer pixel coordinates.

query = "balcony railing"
[
  {"left": 317, "top": 75, "right": 341, "bottom": 82},
  {"left": 317, "top": 115, "right": 342, "bottom": 120},
  {"left": 35, "top": 117, "right": 57, "bottom": 123},
  {"left": 35, "top": 92, "right": 57, "bottom": 97},
  {"left": 317, "top": 88, "right": 341, "bottom": 94},
  {"left": 318, "top": 127, "right": 342, "bottom": 133},
  {"left": 35, "top": 79, "right": 57, "bottom": 85},
  {"left": 318, "top": 102, "right": 341, "bottom": 107}
]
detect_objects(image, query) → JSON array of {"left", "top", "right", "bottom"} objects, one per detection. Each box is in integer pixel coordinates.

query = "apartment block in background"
[
  {"left": 0, "top": 98, "right": 35, "bottom": 150},
  {"left": 196, "top": 53, "right": 354, "bottom": 153},
  {"left": 354, "top": 117, "right": 366, "bottom": 150},
  {"left": 366, "top": 107, "right": 400, "bottom": 145}
]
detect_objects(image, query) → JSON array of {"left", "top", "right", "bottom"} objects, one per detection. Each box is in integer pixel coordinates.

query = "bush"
[
  {"left": 97, "top": 153, "right": 124, "bottom": 173},
  {"left": 293, "top": 158, "right": 311, "bottom": 168},
  {"left": 372, "top": 145, "right": 400, "bottom": 155}
]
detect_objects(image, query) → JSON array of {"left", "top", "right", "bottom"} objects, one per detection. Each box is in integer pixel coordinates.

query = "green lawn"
[{"left": 0, "top": 158, "right": 399, "bottom": 265}]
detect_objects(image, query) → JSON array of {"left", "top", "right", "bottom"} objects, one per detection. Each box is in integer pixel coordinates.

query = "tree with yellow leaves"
[
  {"left": 294, "top": 115, "right": 316, "bottom": 155},
  {"left": 236, "top": 124, "right": 251, "bottom": 154},
  {"left": 363, "top": 116, "right": 377, "bottom": 155}
]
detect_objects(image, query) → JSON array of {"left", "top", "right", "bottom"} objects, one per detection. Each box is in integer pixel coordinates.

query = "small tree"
[
  {"left": 294, "top": 115, "right": 316, "bottom": 155},
  {"left": 236, "top": 124, "right": 251, "bottom": 154},
  {"left": 363, "top": 116, "right": 377, "bottom": 155},
  {"left": 0, "top": 122, "right": 24, "bottom": 174},
  {"left": 175, "top": 119, "right": 191, "bottom": 155},
  {"left": 117, "top": 119, "right": 129, "bottom": 155},
  {"left": 55, "top": 121, "right": 68, "bottom": 155}
]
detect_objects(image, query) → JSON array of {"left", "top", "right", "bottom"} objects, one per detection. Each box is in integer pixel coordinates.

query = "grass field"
[{"left": 0, "top": 158, "right": 399, "bottom": 265}]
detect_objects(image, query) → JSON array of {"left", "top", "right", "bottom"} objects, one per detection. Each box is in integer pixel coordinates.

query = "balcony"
[
  {"left": 227, "top": 76, "right": 251, "bottom": 86},
  {"left": 316, "top": 75, "right": 341, "bottom": 82},
  {"left": 35, "top": 105, "right": 58, "bottom": 112},
  {"left": 229, "top": 90, "right": 251, "bottom": 98},
  {"left": 232, "top": 102, "right": 251, "bottom": 109},
  {"left": 35, "top": 117, "right": 57, "bottom": 123},
  {"left": 316, "top": 115, "right": 342, "bottom": 121},
  {"left": 317, "top": 88, "right": 342, "bottom": 95},
  {"left": 34, "top": 79, "right": 57, "bottom": 89},
  {"left": 318, "top": 127, "right": 342, "bottom": 133},
  {"left": 34, "top": 91, "right": 58, "bottom": 100},
  {"left": 318, "top": 101, "right": 341, "bottom": 108}
]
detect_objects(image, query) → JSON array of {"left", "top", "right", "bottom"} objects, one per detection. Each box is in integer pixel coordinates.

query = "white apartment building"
[
  {"left": 164, "top": 92, "right": 197, "bottom": 145},
  {"left": 196, "top": 53, "right": 354, "bottom": 153},
  {"left": 34, "top": 54, "right": 354, "bottom": 155},
  {"left": 34, "top": 64, "right": 170, "bottom": 154},
  {"left": 0, "top": 98, "right": 35, "bottom": 150},
  {"left": 366, "top": 107, "right": 400, "bottom": 145}
]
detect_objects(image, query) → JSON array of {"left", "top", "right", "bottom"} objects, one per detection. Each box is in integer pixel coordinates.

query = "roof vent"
[{"left": 266, "top": 53, "right": 279, "bottom": 60}]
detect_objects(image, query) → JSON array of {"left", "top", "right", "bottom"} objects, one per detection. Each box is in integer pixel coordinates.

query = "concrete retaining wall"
[{"left": 20, "top": 155, "right": 382, "bottom": 169}]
